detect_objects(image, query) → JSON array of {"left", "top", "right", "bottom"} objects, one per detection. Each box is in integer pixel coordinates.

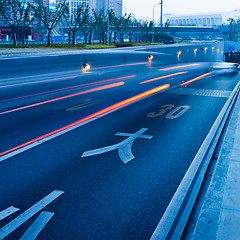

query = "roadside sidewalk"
[{"left": 185, "top": 83, "right": 240, "bottom": 239}]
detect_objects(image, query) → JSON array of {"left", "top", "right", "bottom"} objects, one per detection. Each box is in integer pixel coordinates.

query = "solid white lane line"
[
  {"left": 19, "top": 212, "right": 54, "bottom": 240},
  {"left": 0, "top": 190, "right": 63, "bottom": 240},
  {"left": 0, "top": 207, "right": 19, "bottom": 221},
  {"left": 0, "top": 117, "right": 97, "bottom": 163}
]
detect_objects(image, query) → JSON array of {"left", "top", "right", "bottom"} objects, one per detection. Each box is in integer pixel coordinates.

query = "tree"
[
  {"left": 138, "top": 20, "right": 152, "bottom": 42},
  {"left": 63, "top": 3, "right": 89, "bottom": 45},
  {"left": 114, "top": 14, "right": 132, "bottom": 43},
  {"left": 236, "top": 18, "right": 240, "bottom": 42},
  {"left": 81, "top": 15, "right": 93, "bottom": 45},
  {"left": 93, "top": 9, "right": 107, "bottom": 44},
  {"left": 0, "top": 0, "right": 35, "bottom": 45},
  {"left": 33, "top": 0, "right": 67, "bottom": 46},
  {"left": 227, "top": 18, "right": 240, "bottom": 42},
  {"left": 228, "top": 18, "right": 235, "bottom": 42},
  {"left": 127, "top": 18, "right": 138, "bottom": 43},
  {"left": 107, "top": 9, "right": 116, "bottom": 44}
]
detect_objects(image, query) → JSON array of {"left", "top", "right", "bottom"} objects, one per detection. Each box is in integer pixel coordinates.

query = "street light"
[
  {"left": 107, "top": 0, "right": 109, "bottom": 46},
  {"left": 160, "top": 0, "right": 163, "bottom": 29},
  {"left": 117, "top": 2, "right": 127, "bottom": 15},
  {"left": 152, "top": 2, "right": 161, "bottom": 43}
]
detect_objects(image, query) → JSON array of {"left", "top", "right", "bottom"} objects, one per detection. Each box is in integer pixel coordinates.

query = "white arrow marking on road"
[
  {"left": 19, "top": 211, "right": 54, "bottom": 240},
  {"left": 0, "top": 207, "right": 19, "bottom": 221},
  {"left": 0, "top": 190, "right": 64, "bottom": 240},
  {"left": 82, "top": 128, "right": 153, "bottom": 164}
]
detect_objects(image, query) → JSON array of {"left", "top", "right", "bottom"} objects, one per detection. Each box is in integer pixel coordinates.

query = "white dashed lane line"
[
  {"left": 0, "top": 190, "right": 64, "bottom": 240},
  {"left": 0, "top": 207, "right": 19, "bottom": 221}
]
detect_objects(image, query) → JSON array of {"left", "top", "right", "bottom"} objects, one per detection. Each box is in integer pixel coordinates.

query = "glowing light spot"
[
  {"left": 148, "top": 55, "right": 154, "bottom": 61},
  {"left": 82, "top": 63, "right": 91, "bottom": 72}
]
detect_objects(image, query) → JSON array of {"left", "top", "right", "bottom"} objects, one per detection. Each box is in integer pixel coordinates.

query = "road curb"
[{"left": 150, "top": 81, "right": 240, "bottom": 240}]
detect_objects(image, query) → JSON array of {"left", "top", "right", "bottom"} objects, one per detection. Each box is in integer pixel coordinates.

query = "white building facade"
[
  {"left": 165, "top": 9, "right": 240, "bottom": 27},
  {"left": 166, "top": 14, "right": 222, "bottom": 27}
]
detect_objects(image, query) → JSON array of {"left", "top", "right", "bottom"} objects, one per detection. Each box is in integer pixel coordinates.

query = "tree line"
[
  {"left": 0, "top": 0, "right": 172, "bottom": 46},
  {"left": 227, "top": 18, "right": 240, "bottom": 42}
]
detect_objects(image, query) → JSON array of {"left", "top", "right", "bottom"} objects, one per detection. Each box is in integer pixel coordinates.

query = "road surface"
[{"left": 0, "top": 59, "right": 239, "bottom": 239}]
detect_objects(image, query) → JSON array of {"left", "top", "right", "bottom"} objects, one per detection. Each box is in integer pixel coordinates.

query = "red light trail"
[
  {"left": 0, "top": 82, "right": 125, "bottom": 115},
  {"left": 158, "top": 64, "right": 200, "bottom": 71},
  {"left": 139, "top": 72, "right": 187, "bottom": 84},
  {"left": 0, "top": 84, "right": 170, "bottom": 157},
  {"left": 180, "top": 72, "right": 212, "bottom": 86}
]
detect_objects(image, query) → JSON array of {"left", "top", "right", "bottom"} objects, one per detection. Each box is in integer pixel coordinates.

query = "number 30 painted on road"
[{"left": 147, "top": 104, "right": 190, "bottom": 119}]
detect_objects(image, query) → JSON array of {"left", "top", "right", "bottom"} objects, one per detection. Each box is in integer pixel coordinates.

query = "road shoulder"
[{"left": 187, "top": 85, "right": 240, "bottom": 239}]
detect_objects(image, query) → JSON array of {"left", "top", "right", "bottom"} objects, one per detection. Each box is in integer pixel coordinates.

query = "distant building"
[
  {"left": 166, "top": 13, "right": 222, "bottom": 27},
  {"left": 108, "top": 0, "right": 122, "bottom": 17},
  {"left": 67, "top": 0, "right": 89, "bottom": 18},
  {"left": 67, "top": 0, "right": 122, "bottom": 17},
  {"left": 164, "top": 8, "right": 240, "bottom": 27}
]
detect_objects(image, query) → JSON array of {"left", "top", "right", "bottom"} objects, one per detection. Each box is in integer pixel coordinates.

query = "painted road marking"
[
  {"left": 147, "top": 104, "right": 190, "bottom": 119},
  {"left": 19, "top": 211, "right": 54, "bottom": 240},
  {"left": 65, "top": 99, "right": 104, "bottom": 111},
  {"left": 82, "top": 128, "right": 153, "bottom": 164},
  {"left": 0, "top": 207, "right": 19, "bottom": 221},
  {"left": 169, "top": 87, "right": 231, "bottom": 98},
  {"left": 147, "top": 104, "right": 175, "bottom": 118},
  {"left": 0, "top": 190, "right": 63, "bottom": 240},
  {"left": 166, "top": 106, "right": 190, "bottom": 119}
]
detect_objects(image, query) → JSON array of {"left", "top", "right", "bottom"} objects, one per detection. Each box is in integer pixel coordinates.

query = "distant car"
[{"left": 211, "top": 62, "right": 239, "bottom": 75}]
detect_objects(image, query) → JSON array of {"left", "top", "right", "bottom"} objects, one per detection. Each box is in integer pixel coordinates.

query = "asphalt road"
[{"left": 0, "top": 59, "right": 239, "bottom": 240}]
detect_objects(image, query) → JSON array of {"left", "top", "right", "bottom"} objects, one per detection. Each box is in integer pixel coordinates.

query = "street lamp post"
[
  {"left": 152, "top": 2, "right": 161, "bottom": 43},
  {"left": 160, "top": 0, "right": 163, "bottom": 29},
  {"left": 107, "top": 0, "right": 109, "bottom": 45},
  {"left": 117, "top": 2, "right": 127, "bottom": 15}
]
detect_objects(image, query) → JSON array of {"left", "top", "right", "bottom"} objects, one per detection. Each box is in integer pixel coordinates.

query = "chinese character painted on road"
[{"left": 82, "top": 128, "right": 153, "bottom": 164}]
